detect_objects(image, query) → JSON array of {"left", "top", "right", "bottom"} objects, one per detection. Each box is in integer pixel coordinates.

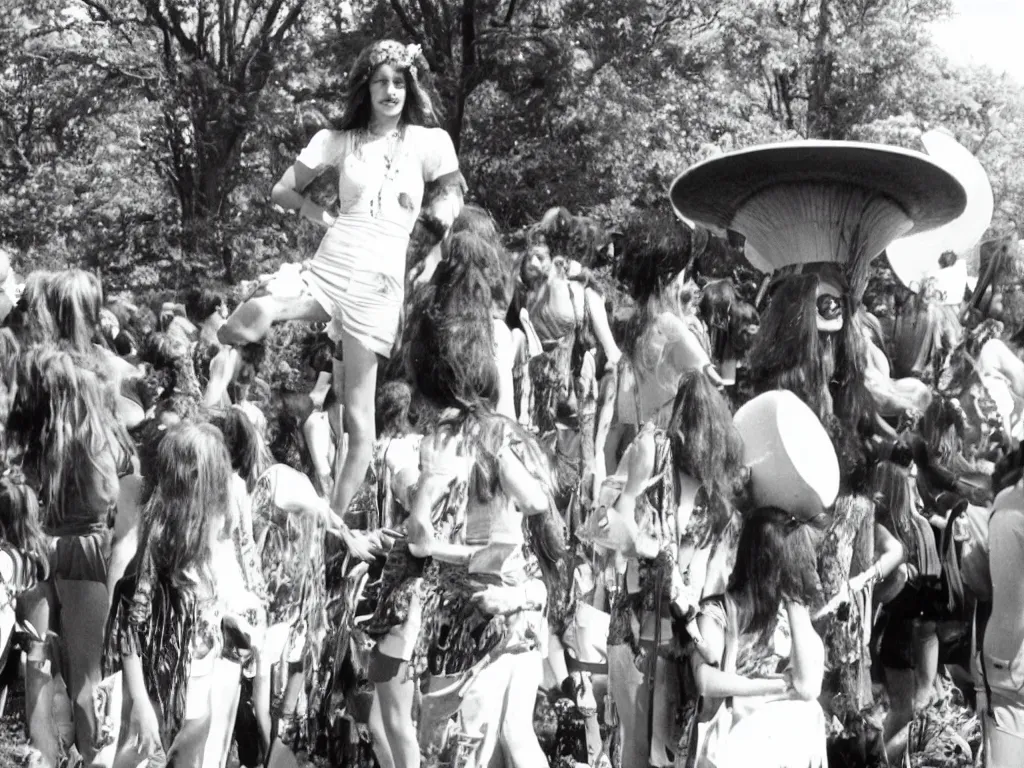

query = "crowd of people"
[{"left": 1, "top": 36, "right": 1023, "bottom": 768}]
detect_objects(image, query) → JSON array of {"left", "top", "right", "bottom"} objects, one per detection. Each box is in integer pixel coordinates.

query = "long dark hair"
[
  {"left": 0, "top": 468, "right": 49, "bottom": 580},
  {"left": 748, "top": 272, "right": 877, "bottom": 476},
  {"left": 139, "top": 423, "right": 232, "bottom": 589},
  {"left": 404, "top": 247, "right": 500, "bottom": 413},
  {"left": 7, "top": 271, "right": 56, "bottom": 346},
  {"left": 333, "top": 40, "right": 441, "bottom": 131},
  {"left": 210, "top": 407, "right": 273, "bottom": 493},
  {"left": 6, "top": 346, "right": 133, "bottom": 528},
  {"left": 667, "top": 370, "right": 745, "bottom": 537},
  {"left": 46, "top": 269, "right": 106, "bottom": 353},
  {"left": 871, "top": 461, "right": 927, "bottom": 570},
  {"left": 614, "top": 208, "right": 695, "bottom": 307},
  {"left": 728, "top": 507, "right": 821, "bottom": 641}
]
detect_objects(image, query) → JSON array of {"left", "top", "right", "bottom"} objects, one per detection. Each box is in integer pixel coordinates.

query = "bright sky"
[{"left": 931, "top": 0, "right": 1024, "bottom": 82}]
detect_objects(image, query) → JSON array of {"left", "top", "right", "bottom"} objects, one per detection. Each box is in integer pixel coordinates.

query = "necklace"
[{"left": 357, "top": 124, "right": 405, "bottom": 218}]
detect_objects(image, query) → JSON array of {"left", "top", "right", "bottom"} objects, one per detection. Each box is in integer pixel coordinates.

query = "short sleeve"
[
  {"left": 296, "top": 129, "right": 336, "bottom": 173},
  {"left": 699, "top": 595, "right": 728, "bottom": 632},
  {"left": 422, "top": 128, "right": 459, "bottom": 183}
]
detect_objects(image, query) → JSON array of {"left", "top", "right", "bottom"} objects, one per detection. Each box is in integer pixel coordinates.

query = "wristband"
[
  {"left": 299, "top": 197, "right": 334, "bottom": 228},
  {"left": 420, "top": 212, "right": 449, "bottom": 241}
]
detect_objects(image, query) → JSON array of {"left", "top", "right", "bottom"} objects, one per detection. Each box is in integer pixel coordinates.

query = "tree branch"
[{"left": 389, "top": 0, "right": 424, "bottom": 45}]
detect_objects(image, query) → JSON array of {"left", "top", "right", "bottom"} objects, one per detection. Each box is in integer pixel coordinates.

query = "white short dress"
[{"left": 295, "top": 125, "right": 459, "bottom": 357}]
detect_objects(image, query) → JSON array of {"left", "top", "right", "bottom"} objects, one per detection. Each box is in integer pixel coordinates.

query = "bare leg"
[
  {"left": 913, "top": 620, "right": 940, "bottom": 712},
  {"left": 330, "top": 332, "right": 378, "bottom": 522},
  {"left": 266, "top": 666, "right": 305, "bottom": 768},
  {"left": 18, "top": 583, "right": 60, "bottom": 768},
  {"left": 328, "top": 357, "right": 347, "bottom": 502},
  {"left": 203, "top": 660, "right": 242, "bottom": 768},
  {"left": 219, "top": 294, "right": 329, "bottom": 346},
  {"left": 376, "top": 673, "right": 420, "bottom": 768},
  {"left": 498, "top": 652, "right": 548, "bottom": 768},
  {"left": 368, "top": 692, "right": 396, "bottom": 768}
]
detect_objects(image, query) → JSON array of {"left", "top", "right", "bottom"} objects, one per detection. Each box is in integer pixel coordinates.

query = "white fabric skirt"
[{"left": 302, "top": 215, "right": 409, "bottom": 358}]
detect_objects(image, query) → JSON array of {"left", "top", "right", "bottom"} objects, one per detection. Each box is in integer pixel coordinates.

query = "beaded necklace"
[{"left": 358, "top": 123, "right": 406, "bottom": 218}]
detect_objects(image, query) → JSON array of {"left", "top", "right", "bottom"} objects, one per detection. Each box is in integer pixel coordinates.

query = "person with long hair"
[
  {"left": 687, "top": 507, "right": 827, "bottom": 767},
  {"left": 746, "top": 266, "right": 885, "bottom": 757},
  {"left": 868, "top": 460, "right": 940, "bottom": 761},
  {"left": 408, "top": 202, "right": 503, "bottom": 289},
  {"left": 203, "top": 408, "right": 271, "bottom": 768},
  {"left": 105, "top": 423, "right": 263, "bottom": 768},
  {"left": 44, "top": 270, "right": 145, "bottom": 427},
  {"left": 509, "top": 208, "right": 620, "bottom": 498},
  {"left": 372, "top": 380, "right": 421, "bottom": 532},
  {"left": 214, "top": 397, "right": 384, "bottom": 767},
  {"left": 602, "top": 210, "right": 721, "bottom": 476},
  {"left": 5, "top": 345, "right": 134, "bottom": 768},
  {"left": 417, "top": 229, "right": 515, "bottom": 418},
  {"left": 594, "top": 369, "right": 745, "bottom": 767},
  {"left": 364, "top": 251, "right": 555, "bottom": 768},
  {"left": 1, "top": 468, "right": 59, "bottom": 766},
  {"left": 5, "top": 270, "right": 56, "bottom": 345},
  {"left": 219, "top": 39, "right": 464, "bottom": 538}
]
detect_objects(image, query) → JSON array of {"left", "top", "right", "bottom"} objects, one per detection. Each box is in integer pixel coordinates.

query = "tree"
[{"left": 69, "top": 0, "right": 309, "bottom": 276}]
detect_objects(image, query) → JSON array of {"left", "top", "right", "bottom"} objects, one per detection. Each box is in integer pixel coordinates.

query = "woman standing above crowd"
[{"left": 220, "top": 39, "right": 464, "bottom": 531}]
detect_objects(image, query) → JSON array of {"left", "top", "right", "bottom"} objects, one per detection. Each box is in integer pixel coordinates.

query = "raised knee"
[{"left": 219, "top": 299, "right": 272, "bottom": 345}]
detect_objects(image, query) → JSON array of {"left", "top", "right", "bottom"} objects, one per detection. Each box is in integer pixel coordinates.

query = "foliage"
[{"left": 1, "top": 0, "right": 1023, "bottom": 292}]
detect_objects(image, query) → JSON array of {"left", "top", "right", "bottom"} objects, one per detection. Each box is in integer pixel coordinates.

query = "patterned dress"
[{"left": 249, "top": 465, "right": 328, "bottom": 748}]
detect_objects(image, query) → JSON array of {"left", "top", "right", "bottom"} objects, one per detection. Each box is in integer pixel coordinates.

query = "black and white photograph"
[{"left": 1, "top": 0, "right": 1023, "bottom": 766}]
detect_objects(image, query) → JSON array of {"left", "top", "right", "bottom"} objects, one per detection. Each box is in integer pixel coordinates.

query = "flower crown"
[{"left": 368, "top": 41, "right": 422, "bottom": 79}]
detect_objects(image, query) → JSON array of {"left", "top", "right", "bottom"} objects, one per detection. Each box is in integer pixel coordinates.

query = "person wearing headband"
[{"left": 219, "top": 39, "right": 465, "bottom": 539}]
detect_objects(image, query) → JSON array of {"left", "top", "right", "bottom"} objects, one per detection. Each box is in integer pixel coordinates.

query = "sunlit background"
[{"left": 932, "top": 0, "right": 1024, "bottom": 82}]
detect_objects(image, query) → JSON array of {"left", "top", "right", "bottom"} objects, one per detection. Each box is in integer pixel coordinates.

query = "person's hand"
[
  {"left": 309, "top": 388, "right": 328, "bottom": 411},
  {"left": 364, "top": 529, "right": 396, "bottom": 556},
  {"left": 125, "top": 697, "right": 162, "bottom": 758},
  {"left": 587, "top": 504, "right": 659, "bottom": 560},
  {"left": 324, "top": 519, "right": 376, "bottom": 562},
  {"left": 471, "top": 585, "right": 526, "bottom": 616},
  {"left": 702, "top": 362, "right": 726, "bottom": 390},
  {"left": 848, "top": 566, "right": 877, "bottom": 594}
]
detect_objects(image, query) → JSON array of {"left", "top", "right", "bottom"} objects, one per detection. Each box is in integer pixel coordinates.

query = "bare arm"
[
  {"left": 784, "top": 600, "right": 825, "bottom": 701},
  {"left": 108, "top": 475, "right": 144, "bottom": 601},
  {"left": 271, "top": 163, "right": 335, "bottom": 229},
  {"left": 203, "top": 345, "right": 239, "bottom": 408},
  {"left": 690, "top": 611, "right": 789, "bottom": 699},
  {"left": 498, "top": 446, "right": 550, "bottom": 515},
  {"left": 302, "top": 412, "right": 335, "bottom": 495},
  {"left": 594, "top": 365, "right": 620, "bottom": 480},
  {"left": 494, "top": 321, "right": 517, "bottom": 420},
  {"left": 981, "top": 339, "right": 1024, "bottom": 398},
  {"left": 309, "top": 370, "right": 332, "bottom": 411},
  {"left": 406, "top": 474, "right": 451, "bottom": 558},
  {"left": 585, "top": 287, "right": 621, "bottom": 367},
  {"left": 871, "top": 523, "right": 905, "bottom": 582}
]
